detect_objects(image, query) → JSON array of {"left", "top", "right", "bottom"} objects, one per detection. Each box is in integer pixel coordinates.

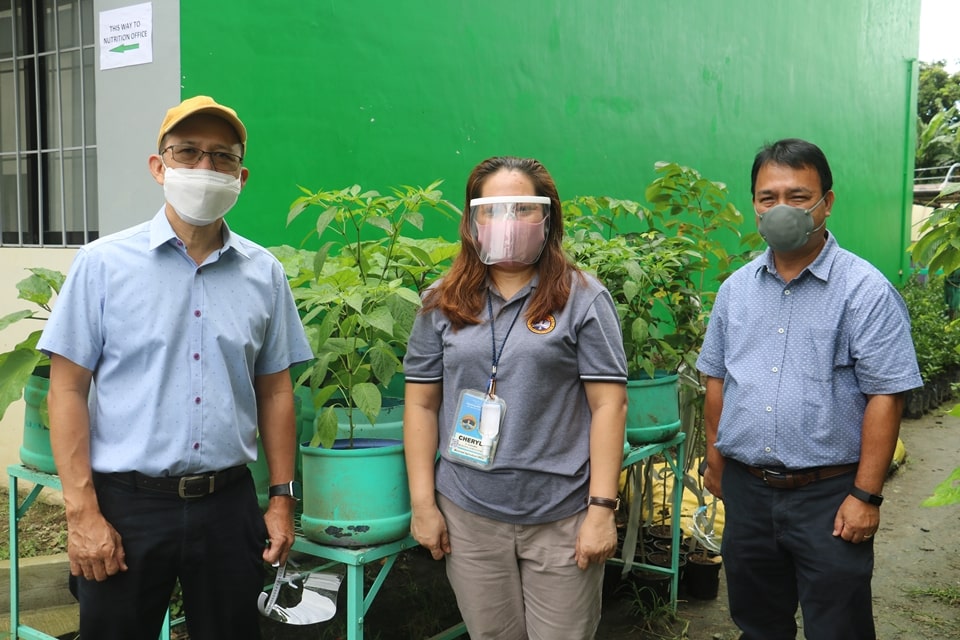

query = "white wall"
[{"left": 94, "top": 0, "right": 181, "bottom": 234}]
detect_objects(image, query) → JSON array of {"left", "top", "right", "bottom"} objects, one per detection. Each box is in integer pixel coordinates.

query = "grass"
[
  {"left": 906, "top": 585, "right": 960, "bottom": 607},
  {"left": 0, "top": 485, "right": 68, "bottom": 560}
]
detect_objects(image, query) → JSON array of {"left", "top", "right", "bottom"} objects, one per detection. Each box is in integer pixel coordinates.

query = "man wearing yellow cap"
[{"left": 38, "top": 96, "right": 313, "bottom": 639}]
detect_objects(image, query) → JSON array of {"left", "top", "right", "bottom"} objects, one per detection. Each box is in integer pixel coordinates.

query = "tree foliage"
[
  {"left": 915, "top": 62, "right": 960, "bottom": 171},
  {"left": 918, "top": 61, "right": 960, "bottom": 125}
]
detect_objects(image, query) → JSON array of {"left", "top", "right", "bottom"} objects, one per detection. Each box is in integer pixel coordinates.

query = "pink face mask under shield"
[{"left": 470, "top": 195, "right": 550, "bottom": 265}]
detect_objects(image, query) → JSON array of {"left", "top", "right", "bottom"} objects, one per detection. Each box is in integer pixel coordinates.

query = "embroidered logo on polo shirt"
[{"left": 527, "top": 315, "right": 556, "bottom": 334}]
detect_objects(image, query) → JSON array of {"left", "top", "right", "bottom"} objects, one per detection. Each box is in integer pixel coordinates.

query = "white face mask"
[{"left": 162, "top": 165, "right": 241, "bottom": 227}]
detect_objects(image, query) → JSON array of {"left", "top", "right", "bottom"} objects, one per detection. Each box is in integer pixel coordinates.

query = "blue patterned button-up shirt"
[
  {"left": 696, "top": 233, "right": 922, "bottom": 469},
  {"left": 38, "top": 209, "right": 313, "bottom": 476}
]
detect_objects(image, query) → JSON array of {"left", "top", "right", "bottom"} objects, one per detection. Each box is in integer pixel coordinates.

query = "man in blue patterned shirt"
[
  {"left": 696, "top": 138, "right": 922, "bottom": 640},
  {"left": 39, "top": 96, "right": 313, "bottom": 640}
]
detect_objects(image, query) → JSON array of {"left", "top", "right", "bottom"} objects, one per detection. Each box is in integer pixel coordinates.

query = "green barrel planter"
[
  {"left": 299, "top": 437, "right": 411, "bottom": 547},
  {"left": 20, "top": 370, "right": 57, "bottom": 474},
  {"left": 625, "top": 372, "right": 681, "bottom": 445},
  {"left": 334, "top": 397, "right": 404, "bottom": 441}
]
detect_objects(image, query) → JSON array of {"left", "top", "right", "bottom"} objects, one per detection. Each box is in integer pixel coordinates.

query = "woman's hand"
[
  {"left": 574, "top": 506, "right": 618, "bottom": 569},
  {"left": 411, "top": 503, "right": 452, "bottom": 560}
]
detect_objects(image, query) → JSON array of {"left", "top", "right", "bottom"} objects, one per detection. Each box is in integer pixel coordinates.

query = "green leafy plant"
[
  {"left": 272, "top": 182, "right": 460, "bottom": 449},
  {"left": 922, "top": 463, "right": 960, "bottom": 507},
  {"left": 0, "top": 268, "right": 65, "bottom": 426},
  {"left": 905, "top": 211, "right": 960, "bottom": 506},
  {"left": 899, "top": 275, "right": 960, "bottom": 382},
  {"left": 563, "top": 162, "right": 759, "bottom": 381},
  {"left": 910, "top": 192, "right": 960, "bottom": 277}
]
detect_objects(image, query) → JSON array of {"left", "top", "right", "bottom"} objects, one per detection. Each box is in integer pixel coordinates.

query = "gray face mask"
[{"left": 756, "top": 194, "right": 827, "bottom": 252}]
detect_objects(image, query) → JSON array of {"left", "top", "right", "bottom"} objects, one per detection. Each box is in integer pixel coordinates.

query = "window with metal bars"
[{"left": 0, "top": 0, "right": 97, "bottom": 247}]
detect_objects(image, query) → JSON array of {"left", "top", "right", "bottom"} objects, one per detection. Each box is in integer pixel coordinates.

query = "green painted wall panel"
[{"left": 180, "top": 1, "right": 920, "bottom": 283}]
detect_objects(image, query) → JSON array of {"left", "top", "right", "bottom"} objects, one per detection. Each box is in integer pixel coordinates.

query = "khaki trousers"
[{"left": 438, "top": 493, "right": 603, "bottom": 640}]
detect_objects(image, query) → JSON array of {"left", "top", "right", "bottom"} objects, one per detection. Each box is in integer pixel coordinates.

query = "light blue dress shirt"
[
  {"left": 38, "top": 209, "right": 313, "bottom": 476},
  {"left": 696, "top": 233, "right": 922, "bottom": 469}
]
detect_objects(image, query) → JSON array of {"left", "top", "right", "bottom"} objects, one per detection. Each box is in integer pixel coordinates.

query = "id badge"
[{"left": 448, "top": 389, "right": 507, "bottom": 469}]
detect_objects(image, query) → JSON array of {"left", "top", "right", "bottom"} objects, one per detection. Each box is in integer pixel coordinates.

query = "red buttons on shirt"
[{"left": 194, "top": 310, "right": 201, "bottom": 317}]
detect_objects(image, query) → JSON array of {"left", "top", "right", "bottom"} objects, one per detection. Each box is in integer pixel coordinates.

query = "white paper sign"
[{"left": 99, "top": 3, "right": 153, "bottom": 70}]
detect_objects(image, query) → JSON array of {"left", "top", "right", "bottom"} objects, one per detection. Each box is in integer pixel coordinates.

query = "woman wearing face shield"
[{"left": 403, "top": 156, "right": 628, "bottom": 639}]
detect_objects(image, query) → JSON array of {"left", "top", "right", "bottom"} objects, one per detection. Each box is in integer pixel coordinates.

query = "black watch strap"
[
  {"left": 849, "top": 486, "right": 883, "bottom": 506},
  {"left": 269, "top": 480, "right": 302, "bottom": 501}
]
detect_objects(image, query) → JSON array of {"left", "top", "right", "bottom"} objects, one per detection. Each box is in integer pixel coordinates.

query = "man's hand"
[
  {"left": 832, "top": 495, "right": 880, "bottom": 544},
  {"left": 66, "top": 510, "right": 127, "bottom": 581},
  {"left": 703, "top": 461, "right": 725, "bottom": 499},
  {"left": 262, "top": 498, "right": 296, "bottom": 565}
]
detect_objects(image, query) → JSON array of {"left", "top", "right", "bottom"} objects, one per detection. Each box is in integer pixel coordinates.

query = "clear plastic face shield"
[{"left": 469, "top": 195, "right": 551, "bottom": 265}]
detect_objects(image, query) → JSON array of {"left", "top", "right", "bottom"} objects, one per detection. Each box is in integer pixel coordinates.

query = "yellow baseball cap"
[{"left": 157, "top": 95, "right": 247, "bottom": 149}]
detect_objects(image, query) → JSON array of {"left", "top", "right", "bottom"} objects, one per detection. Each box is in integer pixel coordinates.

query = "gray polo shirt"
[{"left": 404, "top": 271, "right": 627, "bottom": 524}]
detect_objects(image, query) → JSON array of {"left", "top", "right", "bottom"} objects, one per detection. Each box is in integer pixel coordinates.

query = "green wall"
[{"left": 180, "top": 1, "right": 920, "bottom": 283}]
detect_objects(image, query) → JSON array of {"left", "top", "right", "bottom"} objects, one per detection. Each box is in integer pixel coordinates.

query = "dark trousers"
[
  {"left": 73, "top": 469, "right": 267, "bottom": 640},
  {"left": 722, "top": 461, "right": 876, "bottom": 640}
]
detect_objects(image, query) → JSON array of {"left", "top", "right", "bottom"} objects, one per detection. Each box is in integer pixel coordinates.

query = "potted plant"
[
  {"left": 271, "top": 181, "right": 460, "bottom": 546},
  {"left": 563, "top": 162, "right": 758, "bottom": 446},
  {"left": 0, "top": 268, "right": 66, "bottom": 474}
]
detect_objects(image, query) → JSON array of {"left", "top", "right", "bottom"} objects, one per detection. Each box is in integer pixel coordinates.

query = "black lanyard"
[{"left": 486, "top": 291, "right": 525, "bottom": 397}]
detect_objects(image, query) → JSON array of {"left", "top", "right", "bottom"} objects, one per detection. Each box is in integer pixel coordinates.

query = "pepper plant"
[
  {"left": 563, "top": 162, "right": 760, "bottom": 381},
  {"left": 272, "top": 182, "right": 460, "bottom": 449}
]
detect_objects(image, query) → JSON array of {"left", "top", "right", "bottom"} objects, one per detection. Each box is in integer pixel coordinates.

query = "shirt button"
[
  {"left": 197, "top": 268, "right": 202, "bottom": 275},
  {"left": 784, "top": 290, "right": 791, "bottom": 295},
  {"left": 765, "top": 446, "right": 772, "bottom": 452},
  {"left": 772, "top": 367, "right": 778, "bottom": 372},
  {"left": 778, "top": 328, "right": 785, "bottom": 334},
  {"left": 193, "top": 353, "right": 200, "bottom": 360},
  {"left": 765, "top": 406, "right": 772, "bottom": 412},
  {"left": 194, "top": 310, "right": 201, "bottom": 317},
  {"left": 194, "top": 397, "right": 201, "bottom": 404},
  {"left": 193, "top": 442, "right": 200, "bottom": 450}
]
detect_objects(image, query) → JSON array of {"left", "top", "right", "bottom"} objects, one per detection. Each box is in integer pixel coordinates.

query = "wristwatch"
[
  {"left": 849, "top": 486, "right": 883, "bottom": 506},
  {"left": 268, "top": 480, "right": 302, "bottom": 501}
]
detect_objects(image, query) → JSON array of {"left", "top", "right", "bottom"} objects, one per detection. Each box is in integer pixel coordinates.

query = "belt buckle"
[
  {"left": 761, "top": 469, "right": 787, "bottom": 485},
  {"left": 178, "top": 474, "right": 214, "bottom": 499}
]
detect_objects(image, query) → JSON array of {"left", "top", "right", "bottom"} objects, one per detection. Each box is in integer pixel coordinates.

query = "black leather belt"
[
  {"left": 94, "top": 465, "right": 248, "bottom": 499},
  {"left": 743, "top": 462, "right": 858, "bottom": 489}
]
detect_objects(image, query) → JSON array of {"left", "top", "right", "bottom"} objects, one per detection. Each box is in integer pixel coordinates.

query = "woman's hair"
[{"left": 423, "top": 156, "right": 579, "bottom": 329}]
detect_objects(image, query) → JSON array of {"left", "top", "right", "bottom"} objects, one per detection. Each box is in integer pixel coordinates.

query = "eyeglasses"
[
  {"left": 474, "top": 203, "right": 547, "bottom": 222},
  {"left": 161, "top": 144, "right": 243, "bottom": 172}
]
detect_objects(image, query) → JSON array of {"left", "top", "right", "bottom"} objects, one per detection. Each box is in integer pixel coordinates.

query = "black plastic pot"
[{"left": 686, "top": 552, "right": 722, "bottom": 599}]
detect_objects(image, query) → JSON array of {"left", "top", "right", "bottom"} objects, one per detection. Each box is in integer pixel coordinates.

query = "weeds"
[
  {"left": 0, "top": 486, "right": 67, "bottom": 560},
  {"left": 906, "top": 585, "right": 960, "bottom": 606},
  {"left": 624, "top": 580, "right": 690, "bottom": 639}
]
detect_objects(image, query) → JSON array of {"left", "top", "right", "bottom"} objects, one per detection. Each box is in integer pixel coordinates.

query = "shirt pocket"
[{"left": 801, "top": 328, "right": 851, "bottom": 382}]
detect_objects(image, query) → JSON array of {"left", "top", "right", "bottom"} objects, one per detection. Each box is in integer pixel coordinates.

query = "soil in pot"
[{"left": 647, "top": 524, "right": 673, "bottom": 541}]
